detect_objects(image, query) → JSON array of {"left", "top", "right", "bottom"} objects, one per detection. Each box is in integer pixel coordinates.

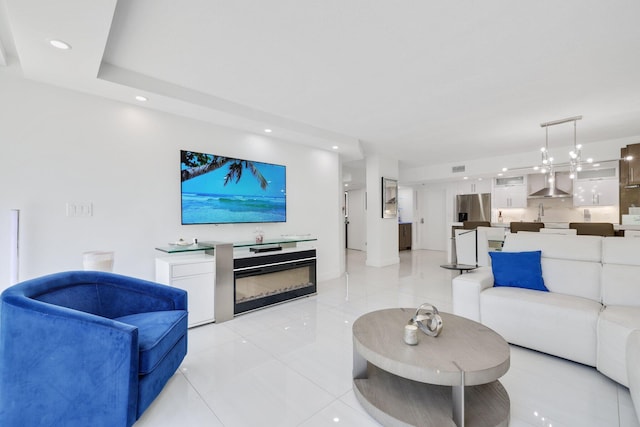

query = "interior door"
[{"left": 346, "top": 189, "right": 366, "bottom": 251}]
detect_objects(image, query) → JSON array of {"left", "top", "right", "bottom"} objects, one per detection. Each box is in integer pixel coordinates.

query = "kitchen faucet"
[{"left": 537, "top": 203, "right": 544, "bottom": 222}]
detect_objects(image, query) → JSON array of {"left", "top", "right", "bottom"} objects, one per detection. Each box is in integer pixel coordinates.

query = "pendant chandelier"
[{"left": 538, "top": 115, "right": 589, "bottom": 180}]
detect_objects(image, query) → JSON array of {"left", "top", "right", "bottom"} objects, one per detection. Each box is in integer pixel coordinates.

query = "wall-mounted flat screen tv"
[{"left": 181, "top": 150, "right": 286, "bottom": 224}]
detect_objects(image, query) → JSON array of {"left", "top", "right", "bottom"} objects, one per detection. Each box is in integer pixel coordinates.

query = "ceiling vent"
[{"left": 452, "top": 165, "right": 466, "bottom": 173}]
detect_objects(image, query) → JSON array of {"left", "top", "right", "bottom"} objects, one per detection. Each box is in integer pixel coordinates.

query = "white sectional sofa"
[{"left": 452, "top": 233, "right": 640, "bottom": 391}]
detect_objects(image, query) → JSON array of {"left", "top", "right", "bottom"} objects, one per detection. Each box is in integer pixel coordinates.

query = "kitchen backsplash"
[{"left": 496, "top": 197, "right": 619, "bottom": 224}]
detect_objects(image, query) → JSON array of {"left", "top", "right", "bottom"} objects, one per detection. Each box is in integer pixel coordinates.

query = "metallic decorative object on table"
[{"left": 409, "top": 303, "right": 443, "bottom": 337}]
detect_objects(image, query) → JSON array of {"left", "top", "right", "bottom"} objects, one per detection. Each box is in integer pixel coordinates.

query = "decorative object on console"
[
  {"left": 409, "top": 303, "right": 443, "bottom": 337},
  {"left": 180, "top": 150, "right": 286, "bottom": 224},
  {"left": 170, "top": 238, "right": 191, "bottom": 246},
  {"left": 254, "top": 227, "right": 264, "bottom": 243},
  {"left": 489, "top": 250, "right": 548, "bottom": 292}
]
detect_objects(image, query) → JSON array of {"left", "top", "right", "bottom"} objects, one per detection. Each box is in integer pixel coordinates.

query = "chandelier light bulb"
[{"left": 538, "top": 115, "right": 586, "bottom": 179}]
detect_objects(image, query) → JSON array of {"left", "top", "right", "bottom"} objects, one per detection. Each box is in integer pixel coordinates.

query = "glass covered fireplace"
[{"left": 233, "top": 249, "right": 317, "bottom": 315}]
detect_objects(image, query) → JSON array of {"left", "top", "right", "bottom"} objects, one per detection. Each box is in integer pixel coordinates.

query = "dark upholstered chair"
[
  {"left": 510, "top": 222, "right": 545, "bottom": 233},
  {"left": 0, "top": 271, "right": 188, "bottom": 427},
  {"left": 463, "top": 221, "right": 491, "bottom": 230},
  {"left": 569, "top": 222, "right": 615, "bottom": 236}
]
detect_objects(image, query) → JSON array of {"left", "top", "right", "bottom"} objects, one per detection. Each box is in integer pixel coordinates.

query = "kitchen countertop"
[{"left": 451, "top": 221, "right": 640, "bottom": 231}]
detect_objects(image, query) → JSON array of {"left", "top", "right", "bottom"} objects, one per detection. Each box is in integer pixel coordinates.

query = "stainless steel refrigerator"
[{"left": 455, "top": 193, "right": 491, "bottom": 222}]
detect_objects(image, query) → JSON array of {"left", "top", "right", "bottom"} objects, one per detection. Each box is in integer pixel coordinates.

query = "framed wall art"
[{"left": 382, "top": 177, "right": 398, "bottom": 218}]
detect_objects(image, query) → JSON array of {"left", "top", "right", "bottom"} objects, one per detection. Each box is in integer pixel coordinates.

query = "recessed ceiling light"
[
  {"left": 264, "top": 129, "right": 272, "bottom": 133},
  {"left": 49, "top": 39, "right": 71, "bottom": 50},
  {"left": 502, "top": 167, "right": 508, "bottom": 172},
  {"left": 463, "top": 176, "right": 469, "bottom": 180},
  {"left": 332, "top": 146, "right": 339, "bottom": 150},
  {"left": 135, "top": 95, "right": 148, "bottom": 102}
]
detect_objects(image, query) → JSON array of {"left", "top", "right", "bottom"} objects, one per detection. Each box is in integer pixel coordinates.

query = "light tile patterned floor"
[{"left": 136, "top": 249, "right": 639, "bottom": 427}]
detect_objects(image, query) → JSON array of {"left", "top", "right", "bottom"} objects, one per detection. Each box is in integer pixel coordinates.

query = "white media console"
[{"left": 155, "top": 237, "right": 317, "bottom": 327}]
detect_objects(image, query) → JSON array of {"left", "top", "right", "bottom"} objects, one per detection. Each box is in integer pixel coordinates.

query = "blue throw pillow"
[{"left": 488, "top": 250, "right": 548, "bottom": 292}]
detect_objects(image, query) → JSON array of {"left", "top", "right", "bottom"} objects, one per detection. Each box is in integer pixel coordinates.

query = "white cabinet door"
[
  {"left": 493, "top": 186, "right": 510, "bottom": 208},
  {"left": 172, "top": 274, "right": 215, "bottom": 326},
  {"left": 494, "top": 185, "right": 527, "bottom": 208},
  {"left": 508, "top": 185, "right": 528, "bottom": 208},
  {"left": 156, "top": 256, "right": 215, "bottom": 327},
  {"left": 573, "top": 179, "right": 618, "bottom": 206},
  {"left": 458, "top": 179, "right": 491, "bottom": 195}
]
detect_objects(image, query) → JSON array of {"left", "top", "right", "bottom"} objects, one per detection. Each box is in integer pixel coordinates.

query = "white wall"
[
  {"left": 397, "top": 187, "right": 414, "bottom": 224},
  {"left": 0, "top": 70, "right": 344, "bottom": 290},
  {"left": 365, "top": 154, "right": 399, "bottom": 267}
]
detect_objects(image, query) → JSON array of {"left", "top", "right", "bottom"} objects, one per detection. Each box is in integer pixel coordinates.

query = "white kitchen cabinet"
[
  {"left": 573, "top": 167, "right": 618, "bottom": 207},
  {"left": 458, "top": 179, "right": 491, "bottom": 195},
  {"left": 156, "top": 254, "right": 215, "bottom": 327},
  {"left": 494, "top": 176, "right": 527, "bottom": 208},
  {"left": 573, "top": 178, "right": 618, "bottom": 207}
]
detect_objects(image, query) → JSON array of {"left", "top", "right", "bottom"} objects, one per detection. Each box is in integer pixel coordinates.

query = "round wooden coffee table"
[{"left": 352, "top": 308, "right": 510, "bottom": 427}]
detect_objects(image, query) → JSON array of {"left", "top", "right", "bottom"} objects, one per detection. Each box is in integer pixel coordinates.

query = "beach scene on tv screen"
[{"left": 181, "top": 151, "right": 286, "bottom": 224}]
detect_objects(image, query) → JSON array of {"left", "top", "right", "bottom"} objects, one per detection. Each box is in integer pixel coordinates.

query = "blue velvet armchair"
[{"left": 0, "top": 271, "right": 188, "bottom": 427}]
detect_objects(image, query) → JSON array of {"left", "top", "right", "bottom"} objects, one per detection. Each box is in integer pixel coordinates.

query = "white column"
[{"left": 365, "top": 154, "right": 400, "bottom": 267}]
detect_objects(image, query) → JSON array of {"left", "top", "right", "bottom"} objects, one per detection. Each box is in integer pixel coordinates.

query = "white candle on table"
[{"left": 404, "top": 324, "right": 418, "bottom": 345}]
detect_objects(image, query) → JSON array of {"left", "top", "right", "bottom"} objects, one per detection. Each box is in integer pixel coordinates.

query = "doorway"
[{"left": 345, "top": 189, "right": 366, "bottom": 251}]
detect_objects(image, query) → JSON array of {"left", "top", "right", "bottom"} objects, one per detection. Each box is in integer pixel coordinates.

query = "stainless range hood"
[{"left": 528, "top": 173, "right": 572, "bottom": 199}]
